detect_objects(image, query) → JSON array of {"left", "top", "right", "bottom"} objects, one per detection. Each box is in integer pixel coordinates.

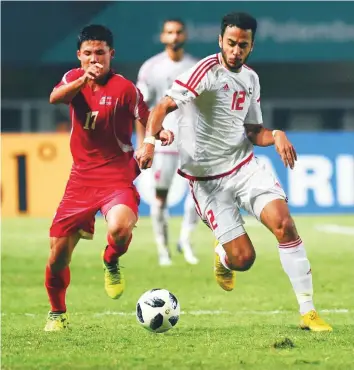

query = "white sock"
[
  {"left": 150, "top": 198, "right": 168, "bottom": 255},
  {"left": 215, "top": 243, "right": 230, "bottom": 270},
  {"left": 278, "top": 237, "right": 315, "bottom": 315},
  {"left": 179, "top": 192, "right": 199, "bottom": 245}
]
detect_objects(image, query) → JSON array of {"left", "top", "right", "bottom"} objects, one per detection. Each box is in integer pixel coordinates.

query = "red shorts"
[{"left": 50, "top": 179, "right": 140, "bottom": 239}]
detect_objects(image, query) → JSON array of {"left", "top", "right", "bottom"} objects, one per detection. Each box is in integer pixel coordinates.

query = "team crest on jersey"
[
  {"left": 99, "top": 96, "right": 112, "bottom": 105},
  {"left": 248, "top": 87, "right": 253, "bottom": 95}
]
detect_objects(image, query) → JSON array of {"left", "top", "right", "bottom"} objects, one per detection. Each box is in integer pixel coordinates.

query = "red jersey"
[{"left": 55, "top": 68, "right": 149, "bottom": 186}]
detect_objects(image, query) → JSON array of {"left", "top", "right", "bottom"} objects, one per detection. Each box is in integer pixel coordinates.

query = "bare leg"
[
  {"left": 105, "top": 204, "right": 137, "bottom": 263},
  {"left": 102, "top": 204, "right": 137, "bottom": 300}
]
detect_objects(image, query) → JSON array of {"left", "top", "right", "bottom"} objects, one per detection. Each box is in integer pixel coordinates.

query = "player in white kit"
[
  {"left": 136, "top": 19, "right": 199, "bottom": 266},
  {"left": 136, "top": 12, "right": 332, "bottom": 331}
]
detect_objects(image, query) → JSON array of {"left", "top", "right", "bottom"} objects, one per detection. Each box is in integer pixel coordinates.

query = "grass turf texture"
[{"left": 2, "top": 215, "right": 354, "bottom": 369}]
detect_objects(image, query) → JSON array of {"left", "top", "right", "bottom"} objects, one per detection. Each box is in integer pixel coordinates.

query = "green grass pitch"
[{"left": 2, "top": 215, "right": 354, "bottom": 369}]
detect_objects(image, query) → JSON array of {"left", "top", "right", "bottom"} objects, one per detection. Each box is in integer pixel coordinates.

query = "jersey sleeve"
[
  {"left": 166, "top": 55, "right": 219, "bottom": 107},
  {"left": 244, "top": 74, "right": 263, "bottom": 125},
  {"left": 54, "top": 68, "right": 84, "bottom": 89},
  {"left": 136, "top": 61, "right": 155, "bottom": 107}
]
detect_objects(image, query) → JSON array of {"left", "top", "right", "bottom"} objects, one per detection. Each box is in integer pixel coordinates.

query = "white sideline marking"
[
  {"left": 315, "top": 224, "right": 354, "bottom": 236},
  {"left": 2, "top": 309, "right": 349, "bottom": 317},
  {"left": 93, "top": 309, "right": 349, "bottom": 317}
]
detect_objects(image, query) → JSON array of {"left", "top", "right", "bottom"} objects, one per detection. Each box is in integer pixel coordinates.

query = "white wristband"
[
  {"left": 143, "top": 136, "right": 156, "bottom": 145},
  {"left": 272, "top": 130, "right": 280, "bottom": 138}
]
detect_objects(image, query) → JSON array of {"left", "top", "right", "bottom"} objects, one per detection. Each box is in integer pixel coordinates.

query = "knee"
[
  {"left": 227, "top": 249, "right": 256, "bottom": 272},
  {"left": 49, "top": 239, "right": 71, "bottom": 272},
  {"left": 272, "top": 216, "right": 297, "bottom": 241},
  {"left": 106, "top": 205, "right": 137, "bottom": 245},
  {"left": 108, "top": 222, "right": 133, "bottom": 245}
]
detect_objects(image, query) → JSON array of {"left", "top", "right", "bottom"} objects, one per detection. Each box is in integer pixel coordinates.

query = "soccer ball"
[{"left": 136, "top": 288, "right": 180, "bottom": 333}]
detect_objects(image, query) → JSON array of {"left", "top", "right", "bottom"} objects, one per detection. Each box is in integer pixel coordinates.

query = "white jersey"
[
  {"left": 136, "top": 51, "right": 197, "bottom": 152},
  {"left": 166, "top": 53, "right": 263, "bottom": 180}
]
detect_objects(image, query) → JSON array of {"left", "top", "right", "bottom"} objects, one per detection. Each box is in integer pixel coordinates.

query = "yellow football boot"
[
  {"left": 214, "top": 241, "right": 236, "bottom": 291},
  {"left": 102, "top": 250, "right": 125, "bottom": 299},
  {"left": 300, "top": 310, "right": 333, "bottom": 332},
  {"left": 44, "top": 312, "right": 69, "bottom": 332}
]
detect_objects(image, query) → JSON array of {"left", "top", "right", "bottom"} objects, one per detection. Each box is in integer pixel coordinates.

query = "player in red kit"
[{"left": 44, "top": 25, "right": 174, "bottom": 331}]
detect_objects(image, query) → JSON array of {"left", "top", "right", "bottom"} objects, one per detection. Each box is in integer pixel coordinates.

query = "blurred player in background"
[
  {"left": 136, "top": 19, "right": 199, "bottom": 266},
  {"left": 137, "top": 12, "right": 332, "bottom": 331},
  {"left": 45, "top": 25, "right": 173, "bottom": 331}
]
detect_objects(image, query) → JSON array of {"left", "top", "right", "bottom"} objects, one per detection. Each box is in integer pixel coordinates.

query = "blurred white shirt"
[{"left": 137, "top": 51, "right": 197, "bottom": 153}]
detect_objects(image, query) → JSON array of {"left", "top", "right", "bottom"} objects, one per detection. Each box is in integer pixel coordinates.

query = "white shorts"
[
  {"left": 152, "top": 152, "right": 179, "bottom": 190},
  {"left": 189, "top": 156, "right": 287, "bottom": 244}
]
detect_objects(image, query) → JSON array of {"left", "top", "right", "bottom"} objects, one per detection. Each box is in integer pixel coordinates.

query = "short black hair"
[
  {"left": 77, "top": 24, "right": 114, "bottom": 50},
  {"left": 162, "top": 18, "right": 185, "bottom": 31},
  {"left": 221, "top": 12, "right": 257, "bottom": 41}
]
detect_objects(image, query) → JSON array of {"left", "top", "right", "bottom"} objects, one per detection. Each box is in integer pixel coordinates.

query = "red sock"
[
  {"left": 104, "top": 234, "right": 132, "bottom": 264},
  {"left": 45, "top": 265, "right": 70, "bottom": 312}
]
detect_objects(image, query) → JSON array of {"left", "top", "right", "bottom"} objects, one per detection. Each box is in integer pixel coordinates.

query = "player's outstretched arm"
[
  {"left": 146, "top": 96, "right": 178, "bottom": 137},
  {"left": 136, "top": 96, "right": 177, "bottom": 169},
  {"left": 245, "top": 124, "right": 297, "bottom": 169},
  {"left": 49, "top": 63, "right": 103, "bottom": 104},
  {"left": 49, "top": 77, "right": 87, "bottom": 105},
  {"left": 244, "top": 124, "right": 275, "bottom": 146}
]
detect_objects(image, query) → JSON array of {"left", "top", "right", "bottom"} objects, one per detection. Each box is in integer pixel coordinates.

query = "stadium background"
[{"left": 2, "top": 1, "right": 354, "bottom": 217}]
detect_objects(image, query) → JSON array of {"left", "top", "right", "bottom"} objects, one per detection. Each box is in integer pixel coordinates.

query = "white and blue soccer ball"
[{"left": 136, "top": 288, "right": 180, "bottom": 333}]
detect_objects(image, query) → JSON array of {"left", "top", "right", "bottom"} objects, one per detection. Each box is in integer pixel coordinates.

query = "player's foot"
[
  {"left": 159, "top": 253, "right": 172, "bottom": 266},
  {"left": 158, "top": 246, "right": 172, "bottom": 266},
  {"left": 44, "top": 311, "right": 69, "bottom": 332},
  {"left": 214, "top": 251, "right": 235, "bottom": 291},
  {"left": 300, "top": 310, "right": 333, "bottom": 332},
  {"left": 102, "top": 250, "right": 125, "bottom": 299},
  {"left": 177, "top": 241, "right": 199, "bottom": 265}
]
